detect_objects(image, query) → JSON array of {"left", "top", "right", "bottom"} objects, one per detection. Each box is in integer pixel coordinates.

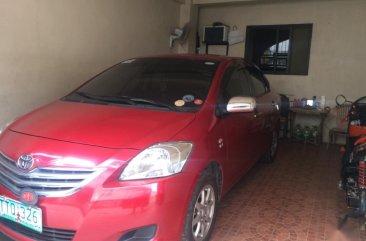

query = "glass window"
[
  {"left": 65, "top": 58, "right": 218, "bottom": 112},
  {"left": 222, "top": 68, "right": 252, "bottom": 103},
  {"left": 245, "top": 24, "right": 312, "bottom": 75},
  {"left": 247, "top": 70, "right": 266, "bottom": 96}
]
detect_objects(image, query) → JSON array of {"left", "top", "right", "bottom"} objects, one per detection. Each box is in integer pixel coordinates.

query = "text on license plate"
[{"left": 0, "top": 195, "right": 42, "bottom": 233}]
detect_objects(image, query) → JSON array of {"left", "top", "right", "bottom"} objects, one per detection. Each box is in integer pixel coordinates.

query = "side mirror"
[{"left": 227, "top": 96, "right": 256, "bottom": 113}]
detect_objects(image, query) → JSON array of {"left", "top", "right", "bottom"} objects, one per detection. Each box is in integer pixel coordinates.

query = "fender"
[{"left": 355, "top": 136, "right": 366, "bottom": 146}]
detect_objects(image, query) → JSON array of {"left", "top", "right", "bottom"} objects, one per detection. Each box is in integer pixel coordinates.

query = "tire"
[
  {"left": 261, "top": 130, "right": 278, "bottom": 163},
  {"left": 181, "top": 169, "right": 218, "bottom": 241},
  {"left": 361, "top": 191, "right": 366, "bottom": 215}
]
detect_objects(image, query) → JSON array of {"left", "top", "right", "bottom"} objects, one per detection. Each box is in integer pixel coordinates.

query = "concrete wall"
[
  {"left": 199, "top": 0, "right": 366, "bottom": 103},
  {"left": 198, "top": 0, "right": 366, "bottom": 140},
  {"left": 178, "top": 0, "right": 199, "bottom": 54},
  {"left": 0, "top": 0, "right": 180, "bottom": 126}
]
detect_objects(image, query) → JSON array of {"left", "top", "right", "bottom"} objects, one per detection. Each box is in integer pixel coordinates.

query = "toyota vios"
[{"left": 0, "top": 55, "right": 280, "bottom": 241}]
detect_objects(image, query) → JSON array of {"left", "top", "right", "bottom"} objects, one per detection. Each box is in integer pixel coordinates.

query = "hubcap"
[{"left": 192, "top": 184, "right": 216, "bottom": 241}]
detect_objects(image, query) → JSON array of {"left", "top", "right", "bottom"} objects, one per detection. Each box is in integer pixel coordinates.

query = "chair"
[{"left": 328, "top": 103, "right": 352, "bottom": 148}]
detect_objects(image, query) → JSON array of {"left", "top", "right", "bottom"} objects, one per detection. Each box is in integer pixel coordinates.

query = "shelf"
[
  {"left": 288, "top": 107, "right": 330, "bottom": 145},
  {"left": 204, "top": 41, "right": 229, "bottom": 56}
]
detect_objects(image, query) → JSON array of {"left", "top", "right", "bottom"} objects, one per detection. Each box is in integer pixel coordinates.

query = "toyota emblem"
[{"left": 17, "top": 154, "right": 34, "bottom": 171}]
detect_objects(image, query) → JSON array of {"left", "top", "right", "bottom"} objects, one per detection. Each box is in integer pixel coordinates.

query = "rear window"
[{"left": 69, "top": 58, "right": 218, "bottom": 112}]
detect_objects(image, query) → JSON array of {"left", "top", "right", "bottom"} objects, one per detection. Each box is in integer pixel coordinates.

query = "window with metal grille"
[{"left": 245, "top": 24, "right": 313, "bottom": 75}]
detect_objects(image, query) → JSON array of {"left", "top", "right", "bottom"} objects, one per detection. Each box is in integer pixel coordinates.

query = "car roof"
[{"left": 136, "top": 54, "right": 243, "bottom": 63}]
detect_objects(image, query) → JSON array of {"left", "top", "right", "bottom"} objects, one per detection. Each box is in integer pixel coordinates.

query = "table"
[{"left": 289, "top": 107, "right": 330, "bottom": 144}]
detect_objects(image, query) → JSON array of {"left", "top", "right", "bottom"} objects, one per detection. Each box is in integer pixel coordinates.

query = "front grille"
[
  {"left": 0, "top": 152, "right": 103, "bottom": 197},
  {"left": 0, "top": 217, "right": 76, "bottom": 241}
]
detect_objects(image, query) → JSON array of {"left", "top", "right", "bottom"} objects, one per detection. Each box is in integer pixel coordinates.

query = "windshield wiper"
[
  {"left": 74, "top": 92, "right": 97, "bottom": 100},
  {"left": 127, "top": 97, "right": 177, "bottom": 111},
  {"left": 74, "top": 92, "right": 177, "bottom": 111},
  {"left": 74, "top": 92, "right": 135, "bottom": 105}
]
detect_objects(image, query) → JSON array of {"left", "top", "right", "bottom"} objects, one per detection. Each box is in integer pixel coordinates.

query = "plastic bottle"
[
  {"left": 303, "top": 126, "right": 310, "bottom": 141},
  {"left": 295, "top": 124, "right": 303, "bottom": 139},
  {"left": 312, "top": 126, "right": 319, "bottom": 142}
]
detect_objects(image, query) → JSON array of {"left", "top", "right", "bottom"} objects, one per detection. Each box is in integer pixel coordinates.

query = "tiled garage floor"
[
  {"left": 1, "top": 142, "right": 365, "bottom": 241},
  {"left": 210, "top": 141, "right": 366, "bottom": 241}
]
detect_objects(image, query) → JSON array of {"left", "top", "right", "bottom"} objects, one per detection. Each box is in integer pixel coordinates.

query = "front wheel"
[{"left": 181, "top": 170, "right": 218, "bottom": 241}]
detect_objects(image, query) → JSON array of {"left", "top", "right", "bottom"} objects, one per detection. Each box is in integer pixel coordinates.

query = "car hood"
[{"left": 9, "top": 101, "right": 196, "bottom": 149}]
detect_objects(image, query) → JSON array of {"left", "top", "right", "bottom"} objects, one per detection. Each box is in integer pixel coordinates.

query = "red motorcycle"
[{"left": 339, "top": 96, "right": 366, "bottom": 227}]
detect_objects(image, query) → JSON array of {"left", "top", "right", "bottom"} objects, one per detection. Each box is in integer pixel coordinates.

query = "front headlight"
[{"left": 120, "top": 142, "right": 193, "bottom": 181}]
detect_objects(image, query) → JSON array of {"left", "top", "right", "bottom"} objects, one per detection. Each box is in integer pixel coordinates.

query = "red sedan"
[{"left": 0, "top": 54, "right": 280, "bottom": 241}]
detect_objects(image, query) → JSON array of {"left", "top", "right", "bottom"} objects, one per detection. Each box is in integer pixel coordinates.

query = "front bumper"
[{"left": 0, "top": 170, "right": 196, "bottom": 241}]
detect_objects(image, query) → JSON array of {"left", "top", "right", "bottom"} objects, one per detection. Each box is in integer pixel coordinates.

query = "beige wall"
[
  {"left": 198, "top": 0, "right": 366, "bottom": 140},
  {"left": 199, "top": 0, "right": 366, "bottom": 102},
  {"left": 178, "top": 0, "right": 199, "bottom": 53},
  {"left": 0, "top": 0, "right": 181, "bottom": 126}
]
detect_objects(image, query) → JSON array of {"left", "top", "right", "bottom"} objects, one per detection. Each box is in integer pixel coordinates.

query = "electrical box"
[{"left": 203, "top": 26, "right": 229, "bottom": 44}]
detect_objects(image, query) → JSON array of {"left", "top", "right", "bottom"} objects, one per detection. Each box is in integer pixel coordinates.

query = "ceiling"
[
  {"left": 193, "top": 0, "right": 255, "bottom": 4},
  {"left": 192, "top": 0, "right": 347, "bottom": 5}
]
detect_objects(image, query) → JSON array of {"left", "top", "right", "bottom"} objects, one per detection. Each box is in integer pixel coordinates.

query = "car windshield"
[{"left": 64, "top": 57, "right": 218, "bottom": 112}]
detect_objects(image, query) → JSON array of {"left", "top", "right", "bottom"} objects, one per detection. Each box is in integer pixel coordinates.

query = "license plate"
[{"left": 0, "top": 196, "right": 42, "bottom": 233}]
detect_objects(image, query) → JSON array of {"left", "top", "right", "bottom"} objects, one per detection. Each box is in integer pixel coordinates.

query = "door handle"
[
  {"left": 254, "top": 109, "right": 263, "bottom": 118},
  {"left": 272, "top": 101, "right": 279, "bottom": 111},
  {"left": 254, "top": 113, "right": 263, "bottom": 118}
]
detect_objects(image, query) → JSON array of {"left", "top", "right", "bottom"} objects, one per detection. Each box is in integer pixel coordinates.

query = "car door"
[
  {"left": 218, "top": 63, "right": 260, "bottom": 186},
  {"left": 245, "top": 64, "right": 277, "bottom": 157}
]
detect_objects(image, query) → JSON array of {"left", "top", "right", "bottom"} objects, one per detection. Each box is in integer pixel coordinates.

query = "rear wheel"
[
  {"left": 181, "top": 169, "right": 218, "bottom": 241},
  {"left": 261, "top": 130, "right": 278, "bottom": 163}
]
